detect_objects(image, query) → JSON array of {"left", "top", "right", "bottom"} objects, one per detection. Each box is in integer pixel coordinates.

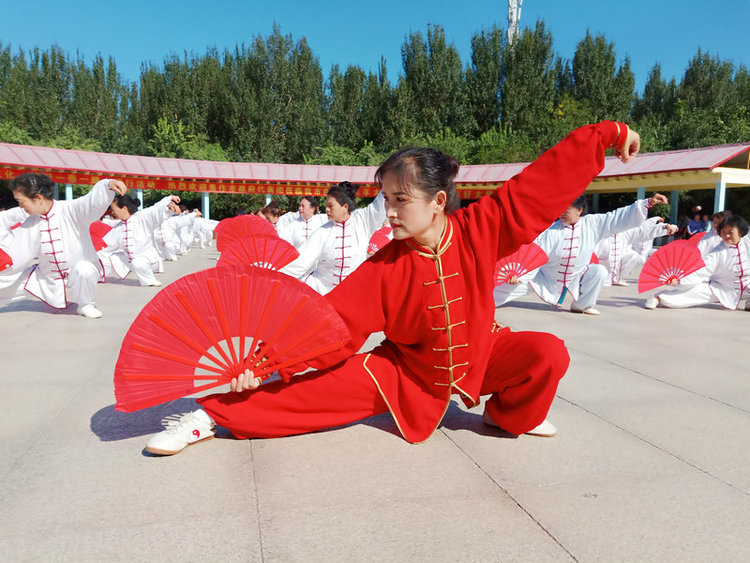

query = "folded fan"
[
  {"left": 215, "top": 215, "right": 278, "bottom": 251},
  {"left": 688, "top": 232, "right": 706, "bottom": 244},
  {"left": 494, "top": 243, "right": 548, "bottom": 285},
  {"left": 367, "top": 226, "right": 393, "bottom": 256},
  {"left": 217, "top": 234, "right": 299, "bottom": 270},
  {"left": 638, "top": 240, "right": 705, "bottom": 293},
  {"left": 89, "top": 221, "right": 112, "bottom": 251},
  {"left": 0, "top": 248, "right": 12, "bottom": 271},
  {"left": 114, "top": 266, "right": 350, "bottom": 412}
]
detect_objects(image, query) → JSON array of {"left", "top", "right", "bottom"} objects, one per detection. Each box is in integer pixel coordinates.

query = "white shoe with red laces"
[{"left": 145, "top": 410, "right": 215, "bottom": 455}]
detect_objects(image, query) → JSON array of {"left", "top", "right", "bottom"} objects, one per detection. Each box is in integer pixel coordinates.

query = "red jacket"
[{"left": 299, "top": 121, "right": 626, "bottom": 443}]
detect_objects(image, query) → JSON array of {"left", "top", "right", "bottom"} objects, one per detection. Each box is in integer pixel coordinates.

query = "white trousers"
[
  {"left": 131, "top": 255, "right": 160, "bottom": 286},
  {"left": 571, "top": 264, "right": 608, "bottom": 310},
  {"left": 494, "top": 264, "right": 608, "bottom": 311},
  {"left": 66, "top": 261, "right": 100, "bottom": 306},
  {"left": 658, "top": 284, "right": 718, "bottom": 308}
]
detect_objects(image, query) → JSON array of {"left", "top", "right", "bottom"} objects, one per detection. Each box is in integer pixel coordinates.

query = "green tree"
[
  {"left": 464, "top": 26, "right": 502, "bottom": 136},
  {"left": 571, "top": 31, "right": 634, "bottom": 121},
  {"left": 499, "top": 20, "right": 557, "bottom": 144}
]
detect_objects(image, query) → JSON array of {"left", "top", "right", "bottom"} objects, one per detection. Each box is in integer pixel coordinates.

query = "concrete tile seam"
[
  {"left": 249, "top": 440, "right": 267, "bottom": 563},
  {"left": 567, "top": 347, "right": 750, "bottom": 416},
  {"left": 557, "top": 396, "right": 750, "bottom": 499},
  {"left": 437, "top": 428, "right": 579, "bottom": 563}
]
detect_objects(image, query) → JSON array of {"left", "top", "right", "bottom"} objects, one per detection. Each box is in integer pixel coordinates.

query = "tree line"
[{"left": 1, "top": 22, "right": 749, "bottom": 217}]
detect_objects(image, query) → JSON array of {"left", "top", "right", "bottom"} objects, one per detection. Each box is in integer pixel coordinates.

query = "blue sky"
[{"left": 1, "top": 0, "right": 748, "bottom": 92}]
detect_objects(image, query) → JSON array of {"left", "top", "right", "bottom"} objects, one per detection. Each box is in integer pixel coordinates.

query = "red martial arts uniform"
[{"left": 199, "top": 121, "right": 627, "bottom": 443}]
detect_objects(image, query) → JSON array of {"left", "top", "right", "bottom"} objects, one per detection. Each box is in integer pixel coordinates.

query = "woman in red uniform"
[{"left": 145, "top": 121, "right": 640, "bottom": 455}]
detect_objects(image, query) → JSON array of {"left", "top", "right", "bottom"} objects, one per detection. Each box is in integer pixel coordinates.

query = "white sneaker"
[
  {"left": 147, "top": 280, "right": 162, "bottom": 287},
  {"left": 571, "top": 306, "right": 600, "bottom": 315},
  {"left": 145, "top": 410, "right": 215, "bottom": 455},
  {"left": 77, "top": 303, "right": 102, "bottom": 319},
  {"left": 612, "top": 280, "right": 629, "bottom": 287},
  {"left": 644, "top": 296, "right": 658, "bottom": 310},
  {"left": 482, "top": 409, "right": 557, "bottom": 437}
]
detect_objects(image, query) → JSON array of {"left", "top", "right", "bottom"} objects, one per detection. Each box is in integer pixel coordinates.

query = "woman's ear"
[{"left": 434, "top": 191, "right": 447, "bottom": 212}]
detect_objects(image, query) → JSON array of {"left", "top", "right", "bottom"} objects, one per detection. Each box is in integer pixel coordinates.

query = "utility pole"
[{"left": 508, "top": 0, "right": 524, "bottom": 46}]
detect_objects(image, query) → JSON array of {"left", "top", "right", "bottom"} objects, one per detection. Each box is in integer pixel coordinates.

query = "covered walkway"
[{"left": 1, "top": 141, "right": 749, "bottom": 219}]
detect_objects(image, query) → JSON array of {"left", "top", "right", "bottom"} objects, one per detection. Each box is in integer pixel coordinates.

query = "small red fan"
[
  {"left": 638, "top": 240, "right": 705, "bottom": 293},
  {"left": 114, "top": 266, "right": 350, "bottom": 412},
  {"left": 494, "top": 243, "right": 549, "bottom": 285},
  {"left": 217, "top": 234, "right": 299, "bottom": 270},
  {"left": 590, "top": 253, "right": 599, "bottom": 264},
  {"left": 0, "top": 248, "right": 12, "bottom": 271},
  {"left": 215, "top": 215, "right": 278, "bottom": 251},
  {"left": 367, "top": 226, "right": 392, "bottom": 256},
  {"left": 689, "top": 232, "right": 706, "bottom": 244},
  {"left": 89, "top": 221, "right": 112, "bottom": 251}
]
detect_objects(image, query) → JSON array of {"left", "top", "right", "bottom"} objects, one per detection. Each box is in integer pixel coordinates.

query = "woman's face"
[
  {"left": 325, "top": 197, "right": 349, "bottom": 223},
  {"left": 298, "top": 199, "right": 316, "bottom": 220},
  {"left": 109, "top": 202, "right": 130, "bottom": 221},
  {"left": 259, "top": 211, "right": 278, "bottom": 225},
  {"left": 720, "top": 226, "right": 742, "bottom": 245},
  {"left": 13, "top": 191, "right": 50, "bottom": 216},
  {"left": 381, "top": 172, "right": 441, "bottom": 241},
  {"left": 560, "top": 205, "right": 583, "bottom": 226}
]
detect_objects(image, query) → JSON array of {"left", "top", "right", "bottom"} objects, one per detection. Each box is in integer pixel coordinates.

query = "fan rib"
[
  {"left": 175, "top": 292, "right": 234, "bottom": 368},
  {"left": 148, "top": 313, "right": 227, "bottom": 369},
  {"left": 130, "top": 342, "right": 226, "bottom": 375},
  {"left": 207, "top": 278, "right": 239, "bottom": 366}
]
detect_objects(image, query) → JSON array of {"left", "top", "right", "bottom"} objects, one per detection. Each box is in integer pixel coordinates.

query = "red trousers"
[{"left": 198, "top": 330, "right": 569, "bottom": 440}]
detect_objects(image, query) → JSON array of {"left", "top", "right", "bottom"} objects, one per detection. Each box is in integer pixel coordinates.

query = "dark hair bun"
[{"left": 338, "top": 181, "right": 359, "bottom": 198}]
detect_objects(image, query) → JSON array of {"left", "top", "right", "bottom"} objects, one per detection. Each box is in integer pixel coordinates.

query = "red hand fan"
[
  {"left": 590, "top": 253, "right": 599, "bottom": 264},
  {"left": 367, "top": 226, "right": 392, "bottom": 256},
  {"left": 217, "top": 234, "right": 299, "bottom": 270},
  {"left": 114, "top": 266, "right": 350, "bottom": 412},
  {"left": 89, "top": 221, "right": 112, "bottom": 251},
  {"left": 215, "top": 215, "right": 278, "bottom": 251},
  {"left": 689, "top": 232, "right": 706, "bottom": 244},
  {"left": 494, "top": 243, "right": 548, "bottom": 285},
  {"left": 0, "top": 248, "right": 12, "bottom": 271},
  {"left": 637, "top": 240, "right": 705, "bottom": 293}
]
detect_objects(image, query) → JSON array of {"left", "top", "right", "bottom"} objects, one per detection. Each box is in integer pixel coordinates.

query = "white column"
[
  {"left": 636, "top": 186, "right": 646, "bottom": 201},
  {"left": 202, "top": 192, "right": 210, "bottom": 220},
  {"left": 670, "top": 190, "right": 679, "bottom": 224},
  {"left": 265, "top": 194, "right": 272, "bottom": 206},
  {"left": 713, "top": 176, "right": 726, "bottom": 212},
  {"left": 65, "top": 183, "right": 73, "bottom": 200},
  {"left": 136, "top": 189, "right": 144, "bottom": 210}
]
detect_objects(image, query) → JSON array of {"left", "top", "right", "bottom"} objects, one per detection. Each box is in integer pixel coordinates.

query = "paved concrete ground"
[{"left": 1, "top": 246, "right": 748, "bottom": 562}]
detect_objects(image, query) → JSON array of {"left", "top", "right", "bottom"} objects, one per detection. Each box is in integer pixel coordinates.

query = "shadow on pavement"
[{"left": 90, "top": 398, "right": 201, "bottom": 441}]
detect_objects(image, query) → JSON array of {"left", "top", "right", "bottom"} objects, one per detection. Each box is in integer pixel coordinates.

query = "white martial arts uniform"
[
  {"left": 192, "top": 216, "right": 218, "bottom": 248},
  {"left": 154, "top": 213, "right": 195, "bottom": 260},
  {"left": 0, "top": 179, "right": 115, "bottom": 309},
  {"left": 596, "top": 217, "right": 671, "bottom": 285},
  {"left": 101, "top": 196, "right": 173, "bottom": 286},
  {"left": 278, "top": 212, "right": 328, "bottom": 248},
  {"left": 696, "top": 228, "right": 722, "bottom": 256},
  {"left": 281, "top": 192, "right": 386, "bottom": 294},
  {"left": 0, "top": 207, "right": 28, "bottom": 234},
  {"left": 494, "top": 199, "right": 650, "bottom": 311},
  {"left": 176, "top": 211, "right": 197, "bottom": 254},
  {"left": 655, "top": 235, "right": 750, "bottom": 310}
]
